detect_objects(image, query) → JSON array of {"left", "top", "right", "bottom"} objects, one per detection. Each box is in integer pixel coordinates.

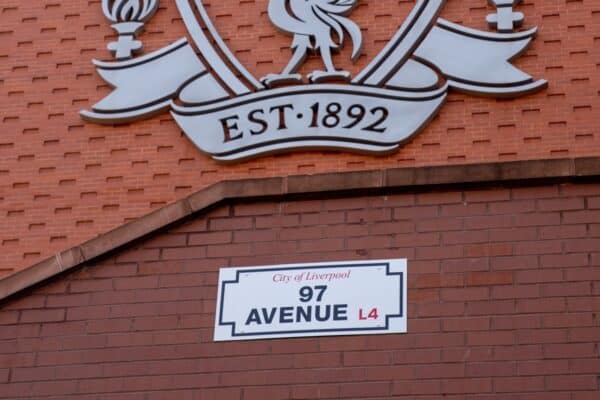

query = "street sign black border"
[{"left": 217, "top": 262, "right": 404, "bottom": 338}]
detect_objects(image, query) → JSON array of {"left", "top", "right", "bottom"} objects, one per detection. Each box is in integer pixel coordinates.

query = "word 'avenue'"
[{"left": 245, "top": 304, "right": 349, "bottom": 325}]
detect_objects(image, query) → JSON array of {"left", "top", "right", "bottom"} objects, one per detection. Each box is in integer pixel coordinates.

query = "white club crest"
[{"left": 82, "top": 0, "right": 547, "bottom": 162}]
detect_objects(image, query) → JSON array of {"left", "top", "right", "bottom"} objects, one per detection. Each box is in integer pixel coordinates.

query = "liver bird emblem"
[{"left": 262, "top": 0, "right": 363, "bottom": 87}]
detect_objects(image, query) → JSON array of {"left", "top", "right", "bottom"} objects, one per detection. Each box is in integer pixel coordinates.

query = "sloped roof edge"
[{"left": 1, "top": 157, "right": 599, "bottom": 302}]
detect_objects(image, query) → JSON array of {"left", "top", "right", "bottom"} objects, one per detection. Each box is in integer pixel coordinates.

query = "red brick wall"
[
  {"left": 1, "top": 182, "right": 599, "bottom": 399},
  {"left": 1, "top": 0, "right": 599, "bottom": 276}
]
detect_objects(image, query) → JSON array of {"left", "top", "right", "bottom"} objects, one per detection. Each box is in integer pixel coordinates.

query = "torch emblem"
[{"left": 101, "top": 0, "right": 159, "bottom": 60}]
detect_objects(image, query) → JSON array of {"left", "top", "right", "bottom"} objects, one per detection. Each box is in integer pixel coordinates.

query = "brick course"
[{"left": 0, "top": 182, "right": 599, "bottom": 398}]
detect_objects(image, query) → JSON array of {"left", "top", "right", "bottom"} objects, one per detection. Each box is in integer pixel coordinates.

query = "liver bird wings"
[{"left": 263, "top": 0, "right": 363, "bottom": 86}]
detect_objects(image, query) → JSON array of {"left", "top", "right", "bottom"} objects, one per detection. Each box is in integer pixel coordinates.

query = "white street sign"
[{"left": 214, "top": 259, "right": 407, "bottom": 341}]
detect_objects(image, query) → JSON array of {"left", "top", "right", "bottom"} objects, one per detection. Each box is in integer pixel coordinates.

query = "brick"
[
  {"left": 442, "top": 347, "right": 493, "bottom": 363},
  {"left": 414, "top": 273, "right": 463, "bottom": 289},
  {"left": 517, "top": 360, "right": 569, "bottom": 376},
  {"left": 210, "top": 217, "right": 252, "bottom": 231},
  {"left": 392, "top": 379, "right": 441, "bottom": 395},
  {"left": 371, "top": 220, "right": 415, "bottom": 235},
  {"left": 540, "top": 224, "right": 587, "bottom": 239},
  {"left": 442, "top": 317, "right": 489, "bottom": 332},
  {"left": 161, "top": 246, "right": 207, "bottom": 260},
  {"left": 563, "top": 210, "right": 600, "bottom": 224},
  {"left": 343, "top": 350, "right": 390, "bottom": 366},
  {"left": 282, "top": 199, "right": 322, "bottom": 214},
  {"left": 491, "top": 255, "right": 538, "bottom": 270},
  {"left": 395, "top": 232, "right": 439, "bottom": 247},
  {"left": 41, "top": 321, "right": 86, "bottom": 337},
  {"left": 494, "top": 376, "right": 544, "bottom": 392},
  {"left": 417, "top": 217, "right": 463, "bottom": 232},
  {"left": 516, "top": 269, "right": 564, "bottom": 284},
  {"left": 298, "top": 238, "right": 344, "bottom": 252},
  {"left": 489, "top": 227, "right": 537, "bottom": 242},
  {"left": 564, "top": 238, "right": 600, "bottom": 253},
  {"left": 70, "top": 279, "right": 113, "bottom": 293},
  {"left": 538, "top": 197, "right": 584, "bottom": 211},
  {"left": 589, "top": 197, "right": 600, "bottom": 209},
  {"left": 158, "top": 273, "right": 204, "bottom": 288},
  {"left": 512, "top": 186, "right": 559, "bottom": 200},
  {"left": 294, "top": 352, "right": 341, "bottom": 368},
  {"left": 570, "top": 359, "right": 600, "bottom": 374},
  {"left": 540, "top": 253, "right": 588, "bottom": 269},
  {"left": 493, "top": 345, "right": 543, "bottom": 361},
  {"left": 0, "top": 368, "right": 8, "bottom": 383},
  {"left": 418, "top": 301, "right": 465, "bottom": 318},
  {"left": 465, "top": 361, "right": 516, "bottom": 377},
  {"left": 394, "top": 205, "right": 438, "bottom": 220},
  {"left": 466, "top": 300, "right": 515, "bottom": 316},
  {"left": 323, "top": 197, "right": 369, "bottom": 211},
  {"left": 233, "top": 229, "right": 278, "bottom": 242},
  {"left": 414, "top": 332, "right": 464, "bottom": 348},
  {"left": 491, "top": 315, "right": 541, "bottom": 330},
  {"left": 441, "top": 378, "right": 492, "bottom": 394},
  {"left": 467, "top": 331, "right": 514, "bottom": 346},
  {"left": 4, "top": 295, "right": 46, "bottom": 310},
  {"left": 415, "top": 245, "right": 463, "bottom": 260},
  {"left": 569, "top": 327, "right": 600, "bottom": 342},
  {"left": 441, "top": 287, "right": 489, "bottom": 301},
  {"left": 417, "top": 191, "right": 463, "bottom": 205},
  {"left": 464, "top": 243, "right": 512, "bottom": 258},
  {"left": 299, "top": 211, "right": 344, "bottom": 226},
  {"left": 339, "top": 381, "right": 390, "bottom": 397},
  {"left": 346, "top": 208, "right": 392, "bottom": 223},
  {"left": 572, "top": 392, "right": 600, "bottom": 400},
  {"left": 116, "top": 248, "right": 160, "bottom": 263},
  {"left": 20, "top": 309, "right": 65, "bottom": 323},
  {"left": 515, "top": 328, "right": 567, "bottom": 344},
  {"left": 188, "top": 231, "right": 232, "bottom": 245},
  {"left": 441, "top": 257, "right": 488, "bottom": 273},
  {"left": 545, "top": 375, "right": 598, "bottom": 391},
  {"left": 514, "top": 240, "right": 562, "bottom": 255},
  {"left": 542, "top": 312, "right": 594, "bottom": 328},
  {"left": 466, "top": 271, "right": 513, "bottom": 286},
  {"left": 394, "top": 349, "right": 441, "bottom": 365},
  {"left": 516, "top": 298, "right": 565, "bottom": 313},
  {"left": 488, "top": 199, "right": 536, "bottom": 214},
  {"left": 364, "top": 365, "right": 414, "bottom": 380},
  {"left": 514, "top": 212, "right": 561, "bottom": 227},
  {"left": 544, "top": 343, "right": 596, "bottom": 359},
  {"left": 440, "top": 203, "right": 487, "bottom": 217},
  {"left": 113, "top": 276, "right": 158, "bottom": 290},
  {"left": 193, "top": 388, "right": 242, "bottom": 400},
  {"left": 323, "top": 223, "right": 369, "bottom": 238},
  {"left": 0, "top": 311, "right": 19, "bottom": 325},
  {"left": 291, "top": 384, "right": 339, "bottom": 399},
  {"left": 465, "top": 189, "right": 510, "bottom": 202},
  {"left": 442, "top": 230, "right": 488, "bottom": 245},
  {"left": 464, "top": 215, "right": 513, "bottom": 230},
  {"left": 415, "top": 363, "right": 464, "bottom": 379},
  {"left": 541, "top": 282, "right": 592, "bottom": 297},
  {"left": 491, "top": 284, "right": 540, "bottom": 299}
]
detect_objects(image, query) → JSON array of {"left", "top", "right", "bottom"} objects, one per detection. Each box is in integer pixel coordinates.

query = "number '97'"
[{"left": 299, "top": 285, "right": 327, "bottom": 302}]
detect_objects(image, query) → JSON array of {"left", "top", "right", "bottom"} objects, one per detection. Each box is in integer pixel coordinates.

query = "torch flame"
[{"left": 102, "top": 0, "right": 159, "bottom": 23}]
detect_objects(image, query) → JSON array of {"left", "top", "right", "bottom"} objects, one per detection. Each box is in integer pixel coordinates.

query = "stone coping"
[{"left": 1, "top": 157, "right": 599, "bottom": 302}]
